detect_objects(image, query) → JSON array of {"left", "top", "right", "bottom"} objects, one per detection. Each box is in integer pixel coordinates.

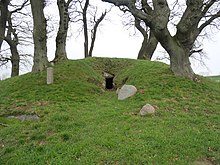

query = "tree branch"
[
  {"left": 134, "top": 17, "right": 147, "bottom": 36},
  {"left": 102, "top": 0, "right": 132, "bottom": 6},
  {"left": 10, "top": 0, "right": 29, "bottom": 14},
  {"left": 189, "top": 48, "right": 203, "bottom": 57},
  {"left": 199, "top": 11, "right": 220, "bottom": 32}
]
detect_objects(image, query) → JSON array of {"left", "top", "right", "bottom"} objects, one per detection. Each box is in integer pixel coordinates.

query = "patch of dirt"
[
  {"left": 37, "top": 140, "right": 46, "bottom": 146},
  {"left": 15, "top": 101, "right": 50, "bottom": 111},
  {"left": 127, "top": 111, "right": 139, "bottom": 116},
  {"left": 192, "top": 158, "right": 216, "bottom": 165}
]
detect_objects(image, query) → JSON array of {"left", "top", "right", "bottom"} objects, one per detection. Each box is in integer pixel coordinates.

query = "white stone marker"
[{"left": 47, "top": 67, "right": 54, "bottom": 84}]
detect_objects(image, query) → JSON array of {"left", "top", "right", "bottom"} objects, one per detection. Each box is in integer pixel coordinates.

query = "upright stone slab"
[
  {"left": 47, "top": 67, "right": 53, "bottom": 84},
  {"left": 118, "top": 85, "right": 137, "bottom": 100}
]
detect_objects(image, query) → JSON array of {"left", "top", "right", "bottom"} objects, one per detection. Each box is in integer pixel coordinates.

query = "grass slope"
[
  {"left": 0, "top": 57, "right": 219, "bottom": 164},
  {"left": 207, "top": 76, "right": 220, "bottom": 82}
]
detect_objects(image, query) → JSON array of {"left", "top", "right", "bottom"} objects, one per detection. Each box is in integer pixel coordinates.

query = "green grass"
[
  {"left": 207, "top": 76, "right": 220, "bottom": 82},
  {"left": 0, "top": 57, "right": 220, "bottom": 164}
]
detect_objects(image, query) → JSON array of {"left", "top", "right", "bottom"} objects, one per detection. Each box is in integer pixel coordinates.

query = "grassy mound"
[{"left": 0, "top": 57, "right": 219, "bottom": 164}]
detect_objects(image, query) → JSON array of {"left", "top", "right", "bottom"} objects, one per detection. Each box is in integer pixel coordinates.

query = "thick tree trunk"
[
  {"left": 30, "top": 0, "right": 48, "bottom": 72},
  {"left": 138, "top": 36, "right": 149, "bottom": 60},
  {"left": 0, "top": 0, "right": 9, "bottom": 50},
  {"left": 137, "top": 31, "right": 158, "bottom": 60},
  {"left": 53, "top": 0, "right": 69, "bottom": 62},
  {"left": 153, "top": 27, "right": 195, "bottom": 79},
  {"left": 169, "top": 45, "right": 194, "bottom": 79}
]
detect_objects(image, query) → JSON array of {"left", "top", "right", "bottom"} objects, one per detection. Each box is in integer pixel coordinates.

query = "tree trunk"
[
  {"left": 150, "top": 0, "right": 195, "bottom": 79},
  {"left": 30, "top": 0, "right": 48, "bottom": 72},
  {"left": 170, "top": 49, "right": 194, "bottom": 79},
  {"left": 83, "top": 0, "right": 89, "bottom": 58},
  {"left": 88, "top": 28, "right": 96, "bottom": 57},
  {"left": 4, "top": 12, "right": 20, "bottom": 77},
  {"left": 4, "top": 35, "right": 20, "bottom": 77},
  {"left": 10, "top": 45, "right": 20, "bottom": 77},
  {"left": 53, "top": 0, "right": 69, "bottom": 62},
  {"left": 137, "top": 31, "right": 158, "bottom": 60},
  {"left": 153, "top": 27, "right": 195, "bottom": 79},
  {"left": 0, "top": 0, "right": 9, "bottom": 50}
]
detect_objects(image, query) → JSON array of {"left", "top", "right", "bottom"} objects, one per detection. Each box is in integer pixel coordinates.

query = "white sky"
[{"left": 1, "top": 0, "right": 220, "bottom": 79}]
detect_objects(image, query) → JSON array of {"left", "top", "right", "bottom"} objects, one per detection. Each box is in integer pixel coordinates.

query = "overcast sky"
[{"left": 1, "top": 0, "right": 220, "bottom": 79}]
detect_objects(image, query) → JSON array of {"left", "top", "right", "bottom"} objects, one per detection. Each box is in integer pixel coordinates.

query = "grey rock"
[
  {"left": 103, "top": 72, "right": 114, "bottom": 78},
  {"left": 118, "top": 85, "right": 137, "bottom": 100},
  {"left": 6, "top": 114, "right": 40, "bottom": 121},
  {"left": 140, "top": 104, "right": 155, "bottom": 116}
]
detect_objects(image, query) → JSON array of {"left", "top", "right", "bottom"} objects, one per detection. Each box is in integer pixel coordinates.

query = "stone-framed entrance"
[{"left": 103, "top": 72, "right": 115, "bottom": 89}]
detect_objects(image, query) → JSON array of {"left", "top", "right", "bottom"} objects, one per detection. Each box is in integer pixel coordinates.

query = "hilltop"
[{"left": 0, "top": 57, "right": 219, "bottom": 164}]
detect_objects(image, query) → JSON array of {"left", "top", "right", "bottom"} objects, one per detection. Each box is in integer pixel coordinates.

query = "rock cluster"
[{"left": 116, "top": 85, "right": 156, "bottom": 116}]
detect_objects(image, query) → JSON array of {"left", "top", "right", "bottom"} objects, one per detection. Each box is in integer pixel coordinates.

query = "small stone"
[
  {"left": 118, "top": 85, "right": 137, "bottom": 100},
  {"left": 140, "top": 104, "right": 155, "bottom": 116}
]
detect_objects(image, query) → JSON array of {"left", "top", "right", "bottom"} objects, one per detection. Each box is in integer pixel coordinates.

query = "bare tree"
[
  {"left": 88, "top": 7, "right": 107, "bottom": 57},
  {"left": 82, "top": 0, "right": 108, "bottom": 58},
  {"left": 72, "top": 0, "right": 108, "bottom": 58},
  {"left": 30, "top": 0, "right": 48, "bottom": 72},
  {"left": 4, "top": 0, "right": 30, "bottom": 77},
  {"left": 0, "top": 0, "right": 32, "bottom": 77},
  {"left": 102, "top": 0, "right": 220, "bottom": 80}
]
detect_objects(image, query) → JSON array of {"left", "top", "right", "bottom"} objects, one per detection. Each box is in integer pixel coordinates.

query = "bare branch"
[
  {"left": 134, "top": 18, "right": 147, "bottom": 36},
  {"left": 10, "top": 0, "right": 29, "bottom": 14},
  {"left": 199, "top": 11, "right": 220, "bottom": 32}
]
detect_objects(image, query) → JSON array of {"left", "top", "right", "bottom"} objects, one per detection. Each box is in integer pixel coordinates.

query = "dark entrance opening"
[
  {"left": 103, "top": 72, "right": 114, "bottom": 90},
  {"left": 105, "top": 77, "right": 114, "bottom": 89}
]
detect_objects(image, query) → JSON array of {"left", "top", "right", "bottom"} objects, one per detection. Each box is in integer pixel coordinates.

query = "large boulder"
[
  {"left": 140, "top": 104, "right": 155, "bottom": 116},
  {"left": 118, "top": 85, "right": 137, "bottom": 100}
]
